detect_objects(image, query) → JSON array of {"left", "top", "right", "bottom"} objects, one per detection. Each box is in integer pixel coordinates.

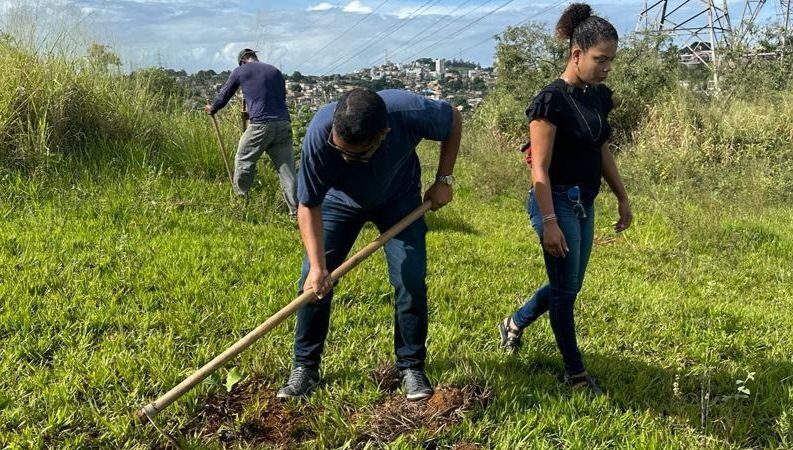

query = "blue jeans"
[
  {"left": 293, "top": 195, "right": 429, "bottom": 371},
  {"left": 512, "top": 185, "right": 596, "bottom": 375}
]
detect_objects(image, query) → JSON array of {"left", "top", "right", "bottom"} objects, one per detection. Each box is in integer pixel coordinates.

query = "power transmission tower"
[
  {"left": 637, "top": 0, "right": 652, "bottom": 32},
  {"left": 734, "top": 1, "right": 793, "bottom": 56},
  {"left": 779, "top": 0, "right": 793, "bottom": 52},
  {"left": 637, "top": 0, "right": 733, "bottom": 90},
  {"left": 737, "top": 0, "right": 767, "bottom": 45}
]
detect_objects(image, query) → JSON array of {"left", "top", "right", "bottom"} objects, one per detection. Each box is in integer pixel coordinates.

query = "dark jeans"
[
  {"left": 512, "top": 185, "right": 595, "bottom": 375},
  {"left": 293, "top": 195, "right": 429, "bottom": 371}
]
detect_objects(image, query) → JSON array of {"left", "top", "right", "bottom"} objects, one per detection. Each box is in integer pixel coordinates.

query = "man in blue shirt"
[
  {"left": 277, "top": 88, "right": 462, "bottom": 401},
  {"left": 207, "top": 49, "right": 297, "bottom": 215}
]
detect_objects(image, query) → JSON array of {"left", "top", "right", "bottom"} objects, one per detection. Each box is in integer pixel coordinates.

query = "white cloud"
[
  {"left": 388, "top": 4, "right": 497, "bottom": 20},
  {"left": 343, "top": 1, "right": 371, "bottom": 14},
  {"left": 191, "top": 47, "right": 206, "bottom": 59},
  {"left": 213, "top": 42, "right": 242, "bottom": 64},
  {"left": 307, "top": 2, "right": 334, "bottom": 12}
]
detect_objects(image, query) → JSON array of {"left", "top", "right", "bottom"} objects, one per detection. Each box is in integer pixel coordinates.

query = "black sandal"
[
  {"left": 564, "top": 373, "right": 604, "bottom": 396},
  {"left": 498, "top": 317, "right": 522, "bottom": 354}
]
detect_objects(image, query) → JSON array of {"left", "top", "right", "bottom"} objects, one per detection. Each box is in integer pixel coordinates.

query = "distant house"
[
  {"left": 680, "top": 41, "right": 713, "bottom": 66},
  {"left": 467, "top": 97, "right": 483, "bottom": 108}
]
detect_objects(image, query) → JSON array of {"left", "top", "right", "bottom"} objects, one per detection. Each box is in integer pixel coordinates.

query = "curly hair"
[{"left": 555, "top": 3, "right": 618, "bottom": 51}]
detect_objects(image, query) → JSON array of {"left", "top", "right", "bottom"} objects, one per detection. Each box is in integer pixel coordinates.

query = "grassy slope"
[{"left": 1, "top": 143, "right": 792, "bottom": 449}]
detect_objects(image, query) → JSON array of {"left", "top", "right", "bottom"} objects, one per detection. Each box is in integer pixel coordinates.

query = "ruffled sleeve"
[{"left": 525, "top": 89, "right": 564, "bottom": 127}]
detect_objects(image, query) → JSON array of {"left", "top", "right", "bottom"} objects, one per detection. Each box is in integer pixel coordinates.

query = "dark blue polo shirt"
[
  {"left": 297, "top": 90, "right": 454, "bottom": 209},
  {"left": 210, "top": 61, "right": 290, "bottom": 123}
]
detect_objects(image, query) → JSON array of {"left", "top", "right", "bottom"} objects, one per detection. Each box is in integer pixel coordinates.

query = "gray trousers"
[{"left": 235, "top": 120, "right": 298, "bottom": 215}]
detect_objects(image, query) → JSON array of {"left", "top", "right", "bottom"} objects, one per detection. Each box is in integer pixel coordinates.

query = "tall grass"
[
  {"left": 622, "top": 88, "right": 793, "bottom": 204},
  {"left": 0, "top": 37, "right": 241, "bottom": 180},
  {"left": 4, "top": 31, "right": 792, "bottom": 208},
  {"left": 467, "top": 85, "right": 793, "bottom": 207}
]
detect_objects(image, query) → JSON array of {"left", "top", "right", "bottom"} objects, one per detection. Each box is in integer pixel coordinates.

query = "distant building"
[
  {"left": 193, "top": 56, "right": 492, "bottom": 113},
  {"left": 467, "top": 97, "right": 483, "bottom": 108},
  {"left": 680, "top": 41, "right": 714, "bottom": 66}
]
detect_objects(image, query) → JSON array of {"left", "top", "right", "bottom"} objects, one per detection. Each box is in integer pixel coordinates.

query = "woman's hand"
[
  {"left": 543, "top": 221, "right": 569, "bottom": 258},
  {"left": 615, "top": 199, "right": 633, "bottom": 232}
]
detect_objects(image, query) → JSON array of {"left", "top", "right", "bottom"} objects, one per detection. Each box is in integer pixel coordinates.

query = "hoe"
[{"left": 137, "top": 200, "right": 433, "bottom": 425}]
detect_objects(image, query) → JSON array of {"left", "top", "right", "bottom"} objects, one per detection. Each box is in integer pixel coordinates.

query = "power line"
[
  {"left": 259, "top": 2, "right": 340, "bottom": 71},
  {"left": 296, "top": 0, "right": 392, "bottom": 71},
  {"left": 399, "top": 0, "right": 520, "bottom": 64},
  {"left": 319, "top": 0, "right": 440, "bottom": 74},
  {"left": 451, "top": 0, "right": 567, "bottom": 60},
  {"left": 313, "top": 1, "right": 345, "bottom": 23},
  {"left": 321, "top": 0, "right": 443, "bottom": 74},
  {"left": 388, "top": 0, "right": 500, "bottom": 66},
  {"left": 364, "top": 0, "right": 477, "bottom": 67}
]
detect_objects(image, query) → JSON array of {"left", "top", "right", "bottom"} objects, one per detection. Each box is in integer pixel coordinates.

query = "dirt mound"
[
  {"left": 452, "top": 444, "right": 483, "bottom": 450},
  {"left": 181, "top": 378, "right": 313, "bottom": 448},
  {"left": 418, "top": 443, "right": 484, "bottom": 450},
  {"left": 355, "top": 377, "right": 494, "bottom": 448},
  {"left": 170, "top": 368, "right": 489, "bottom": 449},
  {"left": 371, "top": 362, "right": 401, "bottom": 392}
]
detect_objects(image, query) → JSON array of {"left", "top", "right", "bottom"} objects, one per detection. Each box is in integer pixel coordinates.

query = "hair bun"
[{"left": 555, "top": 3, "right": 593, "bottom": 40}]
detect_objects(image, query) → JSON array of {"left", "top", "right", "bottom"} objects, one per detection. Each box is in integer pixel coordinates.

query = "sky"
[{"left": 0, "top": 0, "right": 785, "bottom": 75}]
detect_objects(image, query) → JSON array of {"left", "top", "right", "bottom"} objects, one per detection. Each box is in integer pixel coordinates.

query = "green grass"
[
  {"left": 3, "top": 19, "right": 792, "bottom": 450},
  {"left": 1, "top": 142, "right": 792, "bottom": 449}
]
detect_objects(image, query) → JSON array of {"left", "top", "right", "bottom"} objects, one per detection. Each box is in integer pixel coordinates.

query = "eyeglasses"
[
  {"left": 567, "top": 186, "right": 587, "bottom": 219},
  {"left": 326, "top": 133, "right": 380, "bottom": 162}
]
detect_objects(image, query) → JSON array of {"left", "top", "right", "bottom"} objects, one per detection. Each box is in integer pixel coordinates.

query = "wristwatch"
[{"left": 435, "top": 175, "right": 454, "bottom": 186}]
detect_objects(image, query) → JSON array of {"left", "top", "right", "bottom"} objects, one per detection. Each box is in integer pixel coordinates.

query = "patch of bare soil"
[
  {"left": 356, "top": 364, "right": 493, "bottom": 448},
  {"left": 181, "top": 378, "right": 313, "bottom": 448},
  {"left": 451, "top": 444, "right": 483, "bottom": 450},
  {"left": 371, "top": 362, "right": 401, "bottom": 392}
]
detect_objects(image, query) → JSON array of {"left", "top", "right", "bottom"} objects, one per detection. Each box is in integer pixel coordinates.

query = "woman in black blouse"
[{"left": 498, "top": 3, "right": 633, "bottom": 394}]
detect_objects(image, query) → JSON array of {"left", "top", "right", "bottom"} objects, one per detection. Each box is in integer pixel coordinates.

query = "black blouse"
[{"left": 526, "top": 78, "right": 614, "bottom": 192}]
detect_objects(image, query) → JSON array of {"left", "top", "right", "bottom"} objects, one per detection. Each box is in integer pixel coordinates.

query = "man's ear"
[{"left": 381, "top": 128, "right": 392, "bottom": 138}]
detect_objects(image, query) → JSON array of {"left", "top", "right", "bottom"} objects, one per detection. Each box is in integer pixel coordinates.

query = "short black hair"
[
  {"left": 332, "top": 88, "right": 387, "bottom": 145},
  {"left": 556, "top": 3, "right": 618, "bottom": 51}
]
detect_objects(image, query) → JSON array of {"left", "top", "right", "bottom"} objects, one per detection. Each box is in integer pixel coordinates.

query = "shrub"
[{"left": 473, "top": 24, "right": 680, "bottom": 147}]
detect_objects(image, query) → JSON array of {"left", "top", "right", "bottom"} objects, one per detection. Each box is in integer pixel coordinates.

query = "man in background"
[{"left": 207, "top": 48, "right": 297, "bottom": 216}]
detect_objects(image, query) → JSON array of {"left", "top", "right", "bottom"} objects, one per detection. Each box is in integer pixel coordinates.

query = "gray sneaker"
[
  {"left": 399, "top": 368, "right": 434, "bottom": 401},
  {"left": 276, "top": 366, "right": 320, "bottom": 399}
]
